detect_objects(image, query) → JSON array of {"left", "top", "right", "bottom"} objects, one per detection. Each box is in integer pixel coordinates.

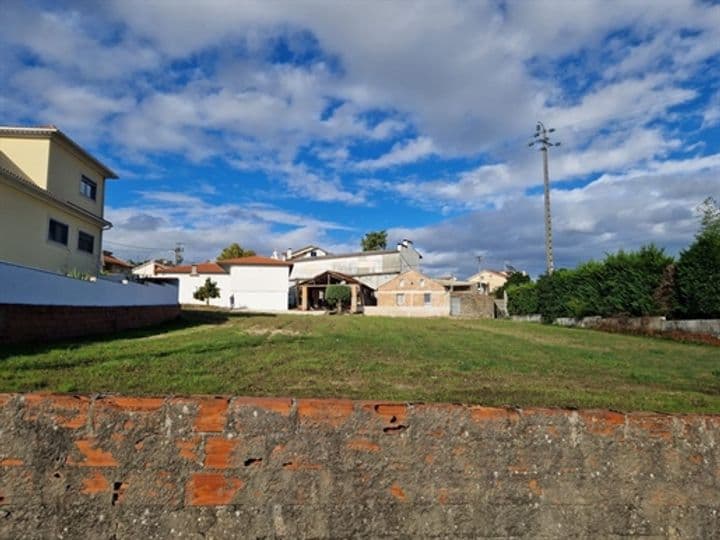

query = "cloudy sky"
[{"left": 2, "top": 0, "right": 719, "bottom": 277}]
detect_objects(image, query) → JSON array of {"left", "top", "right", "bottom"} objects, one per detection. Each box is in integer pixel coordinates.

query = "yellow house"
[{"left": 0, "top": 126, "right": 116, "bottom": 276}]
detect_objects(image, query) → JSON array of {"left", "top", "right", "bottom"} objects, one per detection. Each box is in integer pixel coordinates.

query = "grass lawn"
[{"left": 1, "top": 310, "right": 719, "bottom": 413}]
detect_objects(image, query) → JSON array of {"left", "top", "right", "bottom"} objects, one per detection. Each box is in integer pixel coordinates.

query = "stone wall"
[
  {"left": 0, "top": 304, "right": 180, "bottom": 344},
  {"left": 1, "top": 393, "right": 718, "bottom": 538},
  {"left": 555, "top": 315, "right": 720, "bottom": 339},
  {"left": 450, "top": 292, "right": 496, "bottom": 318}
]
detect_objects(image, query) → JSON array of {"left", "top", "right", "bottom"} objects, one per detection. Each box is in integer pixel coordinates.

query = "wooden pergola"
[{"left": 297, "top": 271, "right": 374, "bottom": 313}]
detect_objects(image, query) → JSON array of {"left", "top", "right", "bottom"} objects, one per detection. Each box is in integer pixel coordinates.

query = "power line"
[{"left": 103, "top": 240, "right": 172, "bottom": 251}]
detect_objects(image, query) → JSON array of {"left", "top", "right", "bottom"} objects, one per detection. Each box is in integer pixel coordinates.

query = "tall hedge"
[
  {"left": 525, "top": 245, "right": 673, "bottom": 322},
  {"left": 506, "top": 282, "right": 539, "bottom": 315},
  {"left": 675, "top": 230, "right": 720, "bottom": 318}
]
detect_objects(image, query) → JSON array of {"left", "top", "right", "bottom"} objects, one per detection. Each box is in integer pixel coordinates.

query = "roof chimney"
[
  {"left": 191, "top": 264, "right": 198, "bottom": 276},
  {"left": 285, "top": 248, "right": 293, "bottom": 261},
  {"left": 271, "top": 250, "right": 279, "bottom": 260}
]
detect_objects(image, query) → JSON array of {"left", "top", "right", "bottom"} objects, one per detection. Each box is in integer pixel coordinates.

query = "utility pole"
[{"left": 529, "top": 122, "right": 560, "bottom": 275}]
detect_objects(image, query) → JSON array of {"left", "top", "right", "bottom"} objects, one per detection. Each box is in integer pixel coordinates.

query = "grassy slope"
[{"left": 1, "top": 310, "right": 718, "bottom": 413}]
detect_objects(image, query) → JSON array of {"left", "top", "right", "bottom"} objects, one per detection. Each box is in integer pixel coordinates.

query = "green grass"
[{"left": 1, "top": 310, "right": 719, "bottom": 413}]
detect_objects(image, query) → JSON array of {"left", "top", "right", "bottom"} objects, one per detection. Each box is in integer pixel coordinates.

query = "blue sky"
[{"left": 2, "top": 0, "right": 719, "bottom": 277}]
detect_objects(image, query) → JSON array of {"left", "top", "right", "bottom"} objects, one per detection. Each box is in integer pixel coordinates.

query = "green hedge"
[
  {"left": 508, "top": 245, "right": 674, "bottom": 322},
  {"left": 506, "top": 283, "right": 538, "bottom": 315},
  {"left": 675, "top": 229, "right": 720, "bottom": 318}
]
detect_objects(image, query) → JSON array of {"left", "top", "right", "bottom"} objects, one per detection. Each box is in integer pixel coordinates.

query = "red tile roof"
[
  {"left": 102, "top": 251, "right": 132, "bottom": 269},
  {"left": 217, "top": 256, "right": 291, "bottom": 266},
  {"left": 157, "top": 262, "right": 227, "bottom": 274}
]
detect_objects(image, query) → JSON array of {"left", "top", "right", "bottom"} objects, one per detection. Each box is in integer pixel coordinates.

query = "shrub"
[
  {"left": 507, "top": 282, "right": 539, "bottom": 315},
  {"left": 325, "top": 285, "right": 351, "bottom": 311},
  {"left": 675, "top": 231, "right": 720, "bottom": 318}
]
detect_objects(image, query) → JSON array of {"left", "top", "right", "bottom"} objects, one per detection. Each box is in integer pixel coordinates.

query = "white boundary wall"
[
  {"left": 161, "top": 265, "right": 290, "bottom": 311},
  {"left": 0, "top": 261, "right": 178, "bottom": 306}
]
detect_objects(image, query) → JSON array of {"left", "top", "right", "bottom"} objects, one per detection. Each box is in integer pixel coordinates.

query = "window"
[
  {"left": 396, "top": 293, "right": 405, "bottom": 306},
  {"left": 424, "top": 293, "right": 431, "bottom": 306},
  {"left": 80, "top": 175, "right": 97, "bottom": 200},
  {"left": 78, "top": 231, "right": 94, "bottom": 253},
  {"left": 48, "top": 219, "right": 69, "bottom": 245},
  {"left": 420, "top": 279, "right": 425, "bottom": 288}
]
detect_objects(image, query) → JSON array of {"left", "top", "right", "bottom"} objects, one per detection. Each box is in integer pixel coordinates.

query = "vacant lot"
[{"left": 1, "top": 310, "right": 718, "bottom": 413}]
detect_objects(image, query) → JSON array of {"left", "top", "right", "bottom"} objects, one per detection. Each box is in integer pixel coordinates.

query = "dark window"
[
  {"left": 48, "top": 219, "right": 69, "bottom": 245},
  {"left": 424, "top": 293, "right": 431, "bottom": 305},
  {"left": 80, "top": 175, "right": 97, "bottom": 200},
  {"left": 78, "top": 231, "right": 94, "bottom": 253}
]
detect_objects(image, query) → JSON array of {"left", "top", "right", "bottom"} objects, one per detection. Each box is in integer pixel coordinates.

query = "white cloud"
[{"left": 355, "top": 137, "right": 435, "bottom": 170}]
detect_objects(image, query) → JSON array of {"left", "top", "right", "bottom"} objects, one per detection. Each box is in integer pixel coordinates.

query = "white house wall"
[{"left": 163, "top": 265, "right": 289, "bottom": 311}]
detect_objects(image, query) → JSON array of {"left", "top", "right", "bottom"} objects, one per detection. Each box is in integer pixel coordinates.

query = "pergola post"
[
  {"left": 350, "top": 284, "right": 358, "bottom": 313},
  {"left": 301, "top": 285, "right": 308, "bottom": 311}
]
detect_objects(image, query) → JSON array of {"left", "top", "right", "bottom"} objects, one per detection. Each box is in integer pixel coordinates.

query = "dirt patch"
[{"left": 244, "top": 326, "right": 304, "bottom": 338}]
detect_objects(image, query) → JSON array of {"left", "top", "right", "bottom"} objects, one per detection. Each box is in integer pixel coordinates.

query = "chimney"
[
  {"left": 285, "top": 248, "right": 293, "bottom": 260},
  {"left": 271, "top": 250, "right": 279, "bottom": 260},
  {"left": 191, "top": 264, "right": 198, "bottom": 276}
]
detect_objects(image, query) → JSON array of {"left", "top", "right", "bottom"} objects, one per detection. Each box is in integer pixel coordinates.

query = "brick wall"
[
  {"left": 0, "top": 304, "right": 180, "bottom": 344},
  {"left": 1, "top": 393, "right": 718, "bottom": 538}
]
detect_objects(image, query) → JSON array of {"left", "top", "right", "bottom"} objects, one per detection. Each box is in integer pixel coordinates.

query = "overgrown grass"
[{"left": 1, "top": 310, "right": 719, "bottom": 413}]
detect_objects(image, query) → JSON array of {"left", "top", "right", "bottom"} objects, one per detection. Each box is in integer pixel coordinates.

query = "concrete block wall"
[
  {"left": 1, "top": 393, "right": 719, "bottom": 538},
  {"left": 0, "top": 304, "right": 180, "bottom": 344}
]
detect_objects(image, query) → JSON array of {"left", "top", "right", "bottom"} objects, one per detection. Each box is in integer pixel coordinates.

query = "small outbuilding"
[{"left": 297, "top": 271, "right": 375, "bottom": 313}]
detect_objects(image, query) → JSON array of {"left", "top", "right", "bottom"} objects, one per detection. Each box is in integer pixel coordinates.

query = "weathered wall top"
[{"left": 1, "top": 393, "right": 718, "bottom": 538}]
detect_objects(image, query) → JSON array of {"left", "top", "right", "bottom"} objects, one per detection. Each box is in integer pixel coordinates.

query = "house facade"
[
  {"left": 467, "top": 269, "right": 509, "bottom": 294},
  {"left": 366, "top": 270, "right": 495, "bottom": 318},
  {"left": 287, "top": 240, "right": 422, "bottom": 306},
  {"left": 0, "top": 126, "right": 116, "bottom": 276},
  {"left": 157, "top": 256, "right": 292, "bottom": 311}
]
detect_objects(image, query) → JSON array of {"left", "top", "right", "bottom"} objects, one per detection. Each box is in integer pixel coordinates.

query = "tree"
[
  {"left": 494, "top": 271, "right": 530, "bottom": 298},
  {"left": 193, "top": 278, "right": 221, "bottom": 305},
  {"left": 217, "top": 243, "right": 256, "bottom": 260},
  {"left": 361, "top": 230, "right": 388, "bottom": 251},
  {"left": 325, "top": 285, "right": 351, "bottom": 312},
  {"left": 675, "top": 198, "right": 720, "bottom": 318}
]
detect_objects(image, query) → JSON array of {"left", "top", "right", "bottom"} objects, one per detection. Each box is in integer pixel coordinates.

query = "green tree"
[
  {"left": 217, "top": 243, "right": 256, "bottom": 260},
  {"left": 361, "top": 230, "right": 388, "bottom": 251},
  {"left": 325, "top": 285, "right": 351, "bottom": 312},
  {"left": 675, "top": 198, "right": 720, "bottom": 318},
  {"left": 495, "top": 271, "right": 531, "bottom": 298},
  {"left": 193, "top": 278, "right": 221, "bottom": 305}
]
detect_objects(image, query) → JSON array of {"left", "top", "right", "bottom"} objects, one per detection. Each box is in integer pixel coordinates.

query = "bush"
[
  {"left": 507, "top": 282, "right": 539, "bottom": 315},
  {"left": 325, "top": 285, "right": 351, "bottom": 311},
  {"left": 535, "top": 245, "right": 673, "bottom": 322},
  {"left": 675, "top": 231, "right": 720, "bottom": 318}
]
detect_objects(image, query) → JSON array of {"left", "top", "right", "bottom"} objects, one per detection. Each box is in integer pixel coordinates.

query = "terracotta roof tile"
[
  {"left": 217, "top": 256, "right": 291, "bottom": 266},
  {"left": 158, "top": 262, "right": 227, "bottom": 274}
]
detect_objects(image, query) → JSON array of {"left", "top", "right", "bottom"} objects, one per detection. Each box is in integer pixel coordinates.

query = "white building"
[{"left": 157, "top": 256, "right": 292, "bottom": 311}]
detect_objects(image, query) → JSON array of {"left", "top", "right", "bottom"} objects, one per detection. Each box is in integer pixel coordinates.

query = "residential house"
[
  {"left": 157, "top": 255, "right": 292, "bottom": 311},
  {"left": 284, "top": 245, "right": 330, "bottom": 261},
  {"left": 0, "top": 126, "right": 116, "bottom": 276},
  {"left": 467, "top": 269, "right": 509, "bottom": 294},
  {"left": 102, "top": 251, "right": 133, "bottom": 275},
  {"left": 287, "top": 239, "right": 422, "bottom": 306},
  {"left": 366, "top": 270, "right": 495, "bottom": 318},
  {"left": 132, "top": 259, "right": 171, "bottom": 278}
]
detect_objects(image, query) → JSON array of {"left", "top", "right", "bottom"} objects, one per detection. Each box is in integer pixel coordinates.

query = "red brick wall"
[
  {"left": 0, "top": 304, "right": 180, "bottom": 344},
  {"left": 0, "top": 393, "right": 718, "bottom": 537}
]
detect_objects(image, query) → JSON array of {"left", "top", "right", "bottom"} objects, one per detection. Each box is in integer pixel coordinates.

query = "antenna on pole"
[
  {"left": 528, "top": 121, "right": 560, "bottom": 275},
  {"left": 174, "top": 242, "right": 184, "bottom": 265}
]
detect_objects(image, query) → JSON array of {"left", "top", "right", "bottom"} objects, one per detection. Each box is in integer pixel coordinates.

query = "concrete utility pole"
[{"left": 529, "top": 122, "right": 560, "bottom": 275}]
